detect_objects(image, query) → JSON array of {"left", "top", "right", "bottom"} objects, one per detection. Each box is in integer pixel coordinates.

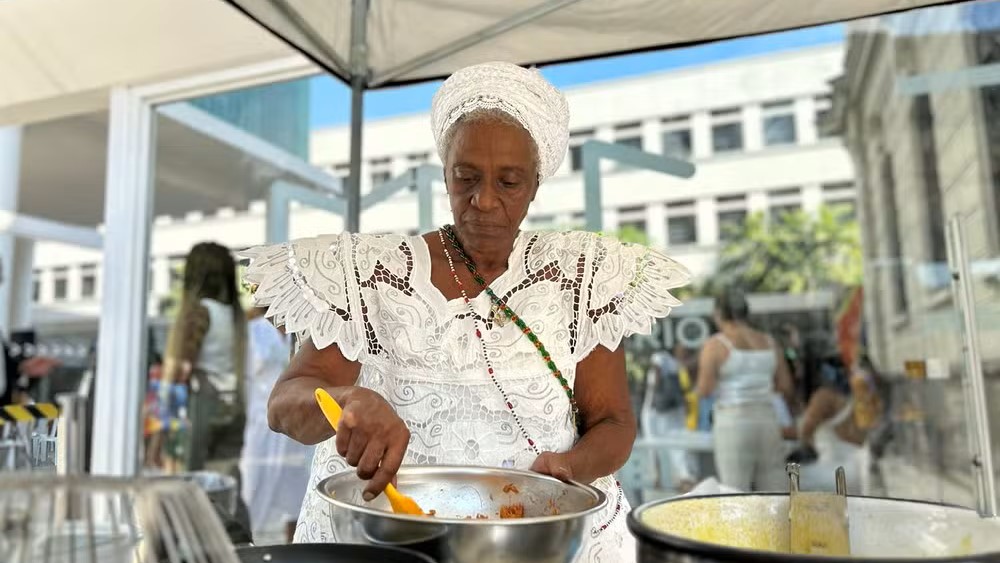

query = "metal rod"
[
  {"left": 835, "top": 466, "right": 847, "bottom": 497},
  {"left": 346, "top": 0, "right": 369, "bottom": 233},
  {"left": 786, "top": 463, "right": 801, "bottom": 493},
  {"left": 946, "top": 217, "right": 998, "bottom": 517},
  {"left": 270, "top": 0, "right": 351, "bottom": 77},
  {"left": 370, "top": 0, "right": 584, "bottom": 87}
]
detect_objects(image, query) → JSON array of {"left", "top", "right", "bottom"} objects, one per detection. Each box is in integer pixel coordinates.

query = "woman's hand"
[
  {"left": 334, "top": 387, "right": 411, "bottom": 501},
  {"left": 530, "top": 451, "right": 574, "bottom": 482}
]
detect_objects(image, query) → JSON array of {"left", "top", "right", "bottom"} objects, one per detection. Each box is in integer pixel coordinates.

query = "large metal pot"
[
  {"left": 317, "top": 465, "right": 606, "bottom": 563},
  {"left": 628, "top": 493, "right": 1000, "bottom": 562}
]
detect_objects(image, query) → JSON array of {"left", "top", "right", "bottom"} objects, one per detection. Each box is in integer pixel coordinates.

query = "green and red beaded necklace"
[
  {"left": 440, "top": 225, "right": 578, "bottom": 422},
  {"left": 438, "top": 224, "right": 624, "bottom": 537}
]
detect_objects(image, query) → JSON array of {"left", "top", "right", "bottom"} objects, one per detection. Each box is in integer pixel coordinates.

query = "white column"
[
  {"left": 595, "top": 125, "right": 615, "bottom": 173},
  {"left": 0, "top": 126, "right": 23, "bottom": 334},
  {"left": 691, "top": 111, "right": 712, "bottom": 159},
  {"left": 92, "top": 88, "right": 155, "bottom": 477},
  {"left": 803, "top": 183, "right": 823, "bottom": 215},
  {"left": 744, "top": 104, "right": 763, "bottom": 152},
  {"left": 67, "top": 264, "right": 82, "bottom": 303},
  {"left": 642, "top": 119, "right": 663, "bottom": 156},
  {"left": 797, "top": 96, "right": 818, "bottom": 145},
  {"left": 646, "top": 203, "right": 667, "bottom": 249},
  {"left": 10, "top": 239, "right": 34, "bottom": 330},
  {"left": 697, "top": 197, "right": 718, "bottom": 246},
  {"left": 748, "top": 191, "right": 768, "bottom": 215}
]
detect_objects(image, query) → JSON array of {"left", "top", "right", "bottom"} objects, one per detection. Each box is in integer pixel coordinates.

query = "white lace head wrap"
[{"left": 431, "top": 62, "right": 570, "bottom": 183}]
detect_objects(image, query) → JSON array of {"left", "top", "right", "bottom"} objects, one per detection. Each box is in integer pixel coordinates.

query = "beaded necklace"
[
  {"left": 440, "top": 225, "right": 578, "bottom": 421},
  {"left": 438, "top": 225, "right": 624, "bottom": 537}
]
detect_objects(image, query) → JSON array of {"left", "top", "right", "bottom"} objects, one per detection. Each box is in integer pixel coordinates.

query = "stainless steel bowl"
[
  {"left": 317, "top": 465, "right": 607, "bottom": 563},
  {"left": 628, "top": 493, "right": 1000, "bottom": 562}
]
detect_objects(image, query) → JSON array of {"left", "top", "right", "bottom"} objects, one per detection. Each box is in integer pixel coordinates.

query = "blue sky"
[{"left": 309, "top": 24, "right": 844, "bottom": 129}]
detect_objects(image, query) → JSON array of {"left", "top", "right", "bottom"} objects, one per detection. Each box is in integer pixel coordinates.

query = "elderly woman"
[{"left": 243, "top": 62, "right": 689, "bottom": 560}]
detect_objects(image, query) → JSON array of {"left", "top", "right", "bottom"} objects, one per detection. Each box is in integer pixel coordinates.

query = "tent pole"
[{"left": 346, "top": 0, "right": 369, "bottom": 233}]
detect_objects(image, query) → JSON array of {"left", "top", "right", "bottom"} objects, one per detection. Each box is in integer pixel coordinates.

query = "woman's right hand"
[{"left": 334, "top": 387, "right": 411, "bottom": 501}]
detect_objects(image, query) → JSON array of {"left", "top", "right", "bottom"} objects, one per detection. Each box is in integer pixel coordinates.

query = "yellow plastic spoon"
[{"left": 314, "top": 388, "right": 424, "bottom": 515}]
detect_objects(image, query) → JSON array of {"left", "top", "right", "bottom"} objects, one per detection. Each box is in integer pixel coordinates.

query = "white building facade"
[{"left": 32, "top": 44, "right": 854, "bottom": 323}]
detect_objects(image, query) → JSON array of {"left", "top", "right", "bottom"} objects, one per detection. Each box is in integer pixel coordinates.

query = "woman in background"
[
  {"left": 240, "top": 307, "right": 313, "bottom": 543},
  {"left": 696, "top": 289, "right": 794, "bottom": 491},
  {"left": 161, "top": 242, "right": 246, "bottom": 474}
]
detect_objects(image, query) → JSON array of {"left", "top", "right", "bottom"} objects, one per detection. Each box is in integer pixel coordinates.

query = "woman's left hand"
[{"left": 530, "top": 451, "right": 574, "bottom": 482}]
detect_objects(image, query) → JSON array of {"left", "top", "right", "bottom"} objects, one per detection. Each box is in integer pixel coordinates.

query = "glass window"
[
  {"left": 81, "top": 264, "right": 97, "bottom": 299},
  {"left": 569, "top": 129, "right": 595, "bottom": 172},
  {"left": 880, "top": 156, "right": 908, "bottom": 314},
  {"left": 53, "top": 267, "right": 68, "bottom": 301},
  {"left": 761, "top": 100, "right": 797, "bottom": 146},
  {"left": 763, "top": 114, "right": 797, "bottom": 146},
  {"left": 614, "top": 123, "right": 644, "bottom": 169},
  {"left": 718, "top": 209, "right": 747, "bottom": 240},
  {"left": 662, "top": 129, "right": 692, "bottom": 160},
  {"left": 667, "top": 215, "right": 698, "bottom": 245},
  {"left": 712, "top": 122, "right": 743, "bottom": 153},
  {"left": 815, "top": 94, "right": 834, "bottom": 138},
  {"left": 32, "top": 270, "right": 40, "bottom": 303},
  {"left": 769, "top": 203, "right": 801, "bottom": 221}
]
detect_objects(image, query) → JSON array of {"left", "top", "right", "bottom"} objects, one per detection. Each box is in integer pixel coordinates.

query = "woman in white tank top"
[{"left": 695, "top": 290, "right": 795, "bottom": 491}]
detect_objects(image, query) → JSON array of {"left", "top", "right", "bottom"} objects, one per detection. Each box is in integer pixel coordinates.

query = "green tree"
[{"left": 706, "top": 205, "right": 862, "bottom": 295}]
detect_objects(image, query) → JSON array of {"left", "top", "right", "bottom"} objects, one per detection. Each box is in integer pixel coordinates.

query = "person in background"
[
  {"left": 240, "top": 307, "right": 313, "bottom": 543},
  {"left": 696, "top": 289, "right": 795, "bottom": 492},
  {"left": 0, "top": 258, "right": 59, "bottom": 407},
  {"left": 160, "top": 242, "right": 247, "bottom": 474},
  {"left": 642, "top": 344, "right": 697, "bottom": 493},
  {"left": 787, "top": 354, "right": 883, "bottom": 492}
]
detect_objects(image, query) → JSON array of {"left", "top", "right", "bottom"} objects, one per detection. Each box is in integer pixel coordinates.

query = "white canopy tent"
[
  {"left": 0, "top": 0, "right": 974, "bottom": 478},
  {"left": 226, "top": 0, "right": 961, "bottom": 231}
]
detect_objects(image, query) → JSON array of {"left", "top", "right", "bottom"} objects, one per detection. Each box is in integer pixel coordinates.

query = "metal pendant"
[{"left": 492, "top": 304, "right": 507, "bottom": 327}]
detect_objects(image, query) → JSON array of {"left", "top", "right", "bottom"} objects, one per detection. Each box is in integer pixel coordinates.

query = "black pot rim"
[{"left": 627, "top": 492, "right": 999, "bottom": 563}]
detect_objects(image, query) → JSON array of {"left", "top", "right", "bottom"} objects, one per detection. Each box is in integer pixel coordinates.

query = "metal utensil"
[
  {"left": 0, "top": 392, "right": 241, "bottom": 563},
  {"left": 314, "top": 388, "right": 424, "bottom": 515},
  {"left": 317, "top": 465, "right": 606, "bottom": 563},
  {"left": 787, "top": 463, "right": 850, "bottom": 556}
]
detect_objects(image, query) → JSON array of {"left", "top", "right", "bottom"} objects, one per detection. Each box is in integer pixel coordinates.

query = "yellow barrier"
[{"left": 0, "top": 403, "right": 61, "bottom": 426}]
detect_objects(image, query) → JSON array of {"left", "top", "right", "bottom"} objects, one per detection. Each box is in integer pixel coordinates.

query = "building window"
[
  {"left": 717, "top": 194, "right": 747, "bottom": 241},
  {"left": 370, "top": 157, "right": 392, "bottom": 188},
  {"left": 618, "top": 205, "right": 646, "bottom": 236},
  {"left": 661, "top": 115, "right": 692, "bottom": 161},
  {"left": 828, "top": 200, "right": 857, "bottom": 223},
  {"left": 614, "top": 123, "right": 643, "bottom": 170},
  {"left": 762, "top": 100, "right": 797, "bottom": 146},
  {"left": 666, "top": 200, "right": 697, "bottom": 246},
  {"left": 53, "top": 267, "right": 68, "bottom": 301},
  {"left": 569, "top": 129, "right": 594, "bottom": 172},
  {"left": 823, "top": 183, "right": 858, "bottom": 223},
  {"left": 881, "top": 156, "right": 909, "bottom": 314},
  {"left": 815, "top": 94, "right": 834, "bottom": 138},
  {"left": 328, "top": 163, "right": 350, "bottom": 178},
  {"left": 711, "top": 108, "right": 743, "bottom": 153},
  {"left": 32, "top": 270, "right": 40, "bottom": 302},
  {"left": 614, "top": 123, "right": 643, "bottom": 150},
  {"left": 767, "top": 187, "right": 802, "bottom": 222},
  {"left": 406, "top": 153, "right": 430, "bottom": 191},
  {"left": 913, "top": 95, "right": 948, "bottom": 265},
  {"left": 81, "top": 264, "right": 97, "bottom": 299}
]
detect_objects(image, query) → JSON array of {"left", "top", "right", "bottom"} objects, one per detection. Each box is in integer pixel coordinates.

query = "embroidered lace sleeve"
[
  {"left": 241, "top": 233, "right": 368, "bottom": 361},
  {"left": 573, "top": 234, "right": 691, "bottom": 361}
]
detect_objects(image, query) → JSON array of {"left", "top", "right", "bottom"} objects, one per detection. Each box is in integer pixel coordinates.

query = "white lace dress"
[{"left": 243, "top": 230, "right": 689, "bottom": 562}]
